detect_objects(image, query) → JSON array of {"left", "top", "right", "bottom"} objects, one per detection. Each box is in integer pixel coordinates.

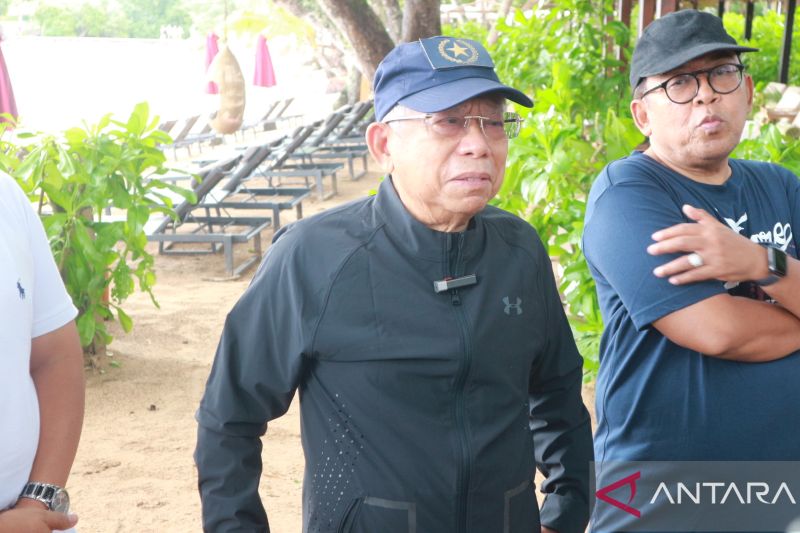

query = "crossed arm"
[
  {"left": 648, "top": 205, "right": 800, "bottom": 361},
  {"left": 0, "top": 321, "right": 84, "bottom": 533}
]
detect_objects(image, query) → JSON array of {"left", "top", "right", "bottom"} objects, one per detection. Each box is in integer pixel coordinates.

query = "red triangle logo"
[{"left": 596, "top": 471, "right": 642, "bottom": 518}]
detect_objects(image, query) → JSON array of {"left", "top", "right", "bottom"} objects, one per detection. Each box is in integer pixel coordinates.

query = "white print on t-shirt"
[
  {"left": 750, "top": 222, "right": 793, "bottom": 251},
  {"left": 723, "top": 213, "right": 793, "bottom": 252},
  {"left": 723, "top": 214, "right": 748, "bottom": 233}
]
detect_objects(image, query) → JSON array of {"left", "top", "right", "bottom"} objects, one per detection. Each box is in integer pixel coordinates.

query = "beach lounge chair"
[
  {"left": 304, "top": 112, "right": 346, "bottom": 147},
  {"left": 160, "top": 115, "right": 200, "bottom": 158},
  {"left": 260, "top": 97, "right": 302, "bottom": 132},
  {"left": 175, "top": 113, "right": 224, "bottom": 155},
  {"left": 146, "top": 155, "right": 272, "bottom": 276},
  {"left": 253, "top": 123, "right": 343, "bottom": 201},
  {"left": 200, "top": 185, "right": 310, "bottom": 231},
  {"left": 323, "top": 101, "right": 374, "bottom": 146},
  {"left": 237, "top": 100, "right": 281, "bottom": 139},
  {"left": 334, "top": 102, "right": 372, "bottom": 139},
  {"left": 157, "top": 119, "right": 178, "bottom": 134},
  {"left": 289, "top": 102, "right": 372, "bottom": 180},
  {"left": 197, "top": 143, "right": 311, "bottom": 230}
]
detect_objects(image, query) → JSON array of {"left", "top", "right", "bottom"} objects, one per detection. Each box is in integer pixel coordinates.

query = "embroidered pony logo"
[{"left": 17, "top": 279, "right": 25, "bottom": 300}]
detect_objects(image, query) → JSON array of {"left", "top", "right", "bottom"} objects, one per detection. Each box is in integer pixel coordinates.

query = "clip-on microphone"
[{"left": 433, "top": 274, "right": 478, "bottom": 293}]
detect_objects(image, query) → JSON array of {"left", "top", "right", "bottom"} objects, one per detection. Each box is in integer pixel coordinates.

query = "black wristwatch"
[
  {"left": 18, "top": 482, "right": 70, "bottom": 514},
  {"left": 756, "top": 245, "right": 788, "bottom": 287}
]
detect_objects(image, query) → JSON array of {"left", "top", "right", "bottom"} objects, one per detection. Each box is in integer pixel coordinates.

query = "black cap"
[
  {"left": 630, "top": 10, "right": 758, "bottom": 89},
  {"left": 372, "top": 36, "right": 532, "bottom": 121}
]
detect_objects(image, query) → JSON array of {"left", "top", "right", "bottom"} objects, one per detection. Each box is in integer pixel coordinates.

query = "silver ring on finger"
[{"left": 687, "top": 252, "right": 704, "bottom": 268}]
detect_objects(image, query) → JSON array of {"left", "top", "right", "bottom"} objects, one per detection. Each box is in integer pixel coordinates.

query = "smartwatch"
[
  {"left": 756, "top": 245, "right": 788, "bottom": 287},
  {"left": 18, "top": 482, "right": 70, "bottom": 514}
]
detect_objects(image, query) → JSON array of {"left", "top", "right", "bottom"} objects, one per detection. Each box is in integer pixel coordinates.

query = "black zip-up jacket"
[{"left": 195, "top": 177, "right": 592, "bottom": 533}]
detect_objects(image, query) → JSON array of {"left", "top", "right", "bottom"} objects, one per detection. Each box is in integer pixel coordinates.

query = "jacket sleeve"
[
  {"left": 194, "top": 234, "right": 311, "bottom": 532},
  {"left": 529, "top": 242, "right": 594, "bottom": 533}
]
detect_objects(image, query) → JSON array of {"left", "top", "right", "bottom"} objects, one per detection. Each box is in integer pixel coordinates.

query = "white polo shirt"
[{"left": 0, "top": 173, "right": 77, "bottom": 511}]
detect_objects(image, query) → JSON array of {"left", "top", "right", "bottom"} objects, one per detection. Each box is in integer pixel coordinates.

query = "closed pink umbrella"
[
  {"left": 205, "top": 32, "right": 220, "bottom": 94},
  {"left": 253, "top": 34, "right": 276, "bottom": 88},
  {"left": 0, "top": 38, "right": 18, "bottom": 127}
]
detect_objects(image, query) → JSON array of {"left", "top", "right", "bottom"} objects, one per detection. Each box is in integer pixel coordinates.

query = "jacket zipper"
[{"left": 448, "top": 232, "right": 472, "bottom": 533}]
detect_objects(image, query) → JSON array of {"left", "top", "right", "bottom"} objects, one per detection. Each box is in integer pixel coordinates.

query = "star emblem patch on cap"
[{"left": 420, "top": 36, "right": 494, "bottom": 69}]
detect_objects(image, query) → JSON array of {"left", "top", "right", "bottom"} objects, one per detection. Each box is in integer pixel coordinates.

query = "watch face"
[
  {"left": 51, "top": 489, "right": 70, "bottom": 514},
  {"left": 771, "top": 246, "right": 788, "bottom": 277}
]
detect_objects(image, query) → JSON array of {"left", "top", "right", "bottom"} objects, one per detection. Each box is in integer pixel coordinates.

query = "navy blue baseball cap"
[
  {"left": 630, "top": 10, "right": 758, "bottom": 89},
  {"left": 373, "top": 36, "right": 533, "bottom": 121}
]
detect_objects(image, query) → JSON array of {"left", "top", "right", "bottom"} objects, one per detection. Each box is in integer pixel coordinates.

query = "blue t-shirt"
[{"left": 583, "top": 151, "right": 800, "bottom": 461}]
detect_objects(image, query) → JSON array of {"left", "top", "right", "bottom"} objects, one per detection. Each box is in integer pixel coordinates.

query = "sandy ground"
[{"left": 67, "top": 147, "right": 596, "bottom": 533}]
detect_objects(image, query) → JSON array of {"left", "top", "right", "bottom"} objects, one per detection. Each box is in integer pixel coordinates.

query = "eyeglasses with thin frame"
[
  {"left": 383, "top": 111, "right": 523, "bottom": 140},
  {"left": 639, "top": 63, "right": 746, "bottom": 104}
]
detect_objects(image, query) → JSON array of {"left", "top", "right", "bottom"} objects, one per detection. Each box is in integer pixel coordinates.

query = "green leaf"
[
  {"left": 64, "top": 127, "right": 88, "bottom": 146},
  {"left": 54, "top": 143, "right": 78, "bottom": 176},
  {"left": 116, "top": 306, "right": 133, "bottom": 333},
  {"left": 96, "top": 114, "right": 111, "bottom": 131},
  {"left": 41, "top": 181, "right": 73, "bottom": 212},
  {"left": 126, "top": 102, "right": 150, "bottom": 135},
  {"left": 76, "top": 312, "right": 97, "bottom": 347},
  {"left": 146, "top": 177, "right": 196, "bottom": 203}
]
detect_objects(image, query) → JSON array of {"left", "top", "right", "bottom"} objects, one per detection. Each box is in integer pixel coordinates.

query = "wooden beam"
[
  {"left": 779, "top": 0, "right": 797, "bottom": 83},
  {"left": 745, "top": 0, "right": 755, "bottom": 39},
  {"left": 617, "top": 0, "right": 633, "bottom": 67},
  {"left": 618, "top": 0, "right": 632, "bottom": 26},
  {"left": 660, "top": 0, "right": 679, "bottom": 15},
  {"left": 639, "top": 0, "right": 656, "bottom": 35}
]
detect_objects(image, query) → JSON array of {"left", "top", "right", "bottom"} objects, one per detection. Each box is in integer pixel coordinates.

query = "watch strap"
[{"left": 19, "top": 482, "right": 65, "bottom": 511}]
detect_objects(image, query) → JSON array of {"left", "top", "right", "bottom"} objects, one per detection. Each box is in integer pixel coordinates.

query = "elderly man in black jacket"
[{"left": 195, "top": 36, "right": 593, "bottom": 533}]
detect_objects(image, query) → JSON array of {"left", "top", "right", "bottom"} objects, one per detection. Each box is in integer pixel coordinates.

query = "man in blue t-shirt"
[{"left": 584, "top": 9, "right": 800, "bottom": 466}]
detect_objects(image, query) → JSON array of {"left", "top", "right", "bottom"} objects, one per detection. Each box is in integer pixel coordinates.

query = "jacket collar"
[{"left": 374, "top": 176, "right": 486, "bottom": 262}]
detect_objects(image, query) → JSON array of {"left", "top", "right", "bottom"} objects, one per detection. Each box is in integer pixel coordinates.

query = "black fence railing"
[{"left": 617, "top": 0, "right": 796, "bottom": 83}]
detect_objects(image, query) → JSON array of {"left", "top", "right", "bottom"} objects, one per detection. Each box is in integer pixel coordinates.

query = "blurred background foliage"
[
  {"left": 723, "top": 9, "right": 800, "bottom": 89},
  {"left": 31, "top": 0, "right": 192, "bottom": 38}
]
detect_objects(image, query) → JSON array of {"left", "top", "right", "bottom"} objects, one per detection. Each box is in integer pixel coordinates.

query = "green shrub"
[{"left": 2, "top": 103, "right": 195, "bottom": 353}]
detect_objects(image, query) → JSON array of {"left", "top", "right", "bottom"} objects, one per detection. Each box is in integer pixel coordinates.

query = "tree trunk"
[
  {"left": 318, "top": 0, "right": 396, "bottom": 82},
  {"left": 346, "top": 65, "right": 362, "bottom": 104},
  {"left": 370, "top": 0, "right": 403, "bottom": 42},
  {"left": 401, "top": 0, "right": 442, "bottom": 42},
  {"left": 487, "top": 0, "right": 514, "bottom": 45}
]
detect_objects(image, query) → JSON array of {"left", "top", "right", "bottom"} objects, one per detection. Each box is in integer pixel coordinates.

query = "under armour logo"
[
  {"left": 723, "top": 213, "right": 748, "bottom": 234},
  {"left": 17, "top": 280, "right": 25, "bottom": 300},
  {"left": 503, "top": 296, "right": 522, "bottom": 316}
]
